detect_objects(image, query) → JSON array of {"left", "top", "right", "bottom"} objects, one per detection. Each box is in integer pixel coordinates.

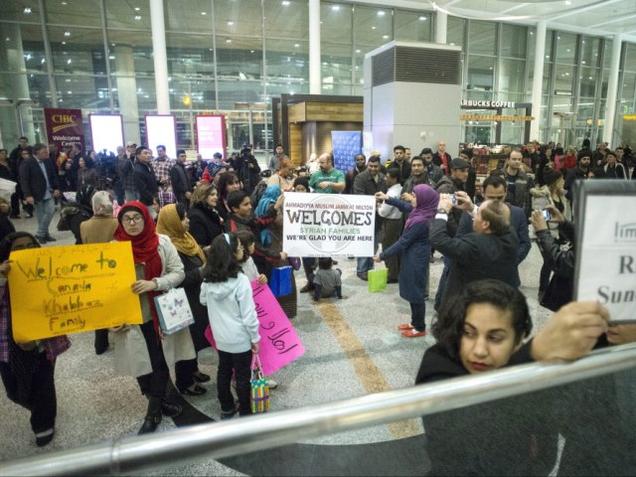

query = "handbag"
[
  {"left": 250, "top": 354, "right": 270, "bottom": 414},
  {"left": 153, "top": 288, "right": 195, "bottom": 334},
  {"left": 288, "top": 257, "right": 301, "bottom": 271},
  {"left": 270, "top": 266, "right": 292, "bottom": 297},
  {"left": 368, "top": 268, "right": 388, "bottom": 293},
  {"left": 540, "top": 272, "right": 572, "bottom": 312}
]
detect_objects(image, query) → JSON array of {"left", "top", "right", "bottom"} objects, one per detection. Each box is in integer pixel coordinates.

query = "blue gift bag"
[{"left": 270, "top": 266, "right": 292, "bottom": 297}]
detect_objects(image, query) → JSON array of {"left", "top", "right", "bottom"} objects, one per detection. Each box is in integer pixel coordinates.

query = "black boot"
[
  {"left": 138, "top": 396, "right": 162, "bottom": 434},
  {"left": 161, "top": 400, "right": 182, "bottom": 418}
]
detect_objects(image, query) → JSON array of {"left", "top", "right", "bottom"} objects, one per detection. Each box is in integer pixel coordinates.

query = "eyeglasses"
[{"left": 122, "top": 215, "right": 143, "bottom": 224}]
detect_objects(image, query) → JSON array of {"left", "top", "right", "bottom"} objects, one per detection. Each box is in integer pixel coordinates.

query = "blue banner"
[{"left": 331, "top": 131, "right": 362, "bottom": 172}]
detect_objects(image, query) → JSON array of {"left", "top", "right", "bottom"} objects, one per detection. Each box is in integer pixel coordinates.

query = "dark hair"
[
  {"left": 419, "top": 148, "right": 433, "bottom": 156},
  {"left": 176, "top": 149, "right": 186, "bottom": 156},
  {"left": 135, "top": 146, "right": 148, "bottom": 157},
  {"left": 235, "top": 230, "right": 255, "bottom": 262},
  {"left": 386, "top": 167, "right": 401, "bottom": 182},
  {"left": 19, "top": 136, "right": 28, "bottom": 141},
  {"left": 393, "top": 145, "right": 405, "bottom": 152},
  {"left": 318, "top": 257, "right": 333, "bottom": 270},
  {"left": 432, "top": 279, "right": 532, "bottom": 360},
  {"left": 0, "top": 149, "right": 7, "bottom": 155},
  {"left": 480, "top": 200, "right": 510, "bottom": 235},
  {"left": 293, "top": 176, "right": 309, "bottom": 190},
  {"left": 175, "top": 203, "right": 187, "bottom": 221},
  {"left": 367, "top": 155, "right": 381, "bottom": 165},
  {"left": 156, "top": 145, "right": 166, "bottom": 152},
  {"left": 482, "top": 174, "right": 507, "bottom": 191},
  {"left": 227, "top": 190, "right": 249, "bottom": 212},
  {"left": 201, "top": 233, "right": 242, "bottom": 282},
  {"left": 605, "top": 150, "right": 617, "bottom": 159},
  {"left": 355, "top": 153, "right": 366, "bottom": 161},
  {"left": 217, "top": 171, "right": 240, "bottom": 199},
  {"left": 0, "top": 232, "right": 40, "bottom": 262},
  {"left": 32, "top": 143, "right": 47, "bottom": 155},
  {"left": 410, "top": 156, "right": 425, "bottom": 166},
  {"left": 577, "top": 150, "right": 592, "bottom": 162}
]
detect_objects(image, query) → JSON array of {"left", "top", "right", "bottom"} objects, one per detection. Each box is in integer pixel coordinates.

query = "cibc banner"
[
  {"left": 282, "top": 192, "right": 376, "bottom": 257},
  {"left": 44, "top": 108, "right": 84, "bottom": 150},
  {"left": 575, "top": 180, "right": 636, "bottom": 322}
]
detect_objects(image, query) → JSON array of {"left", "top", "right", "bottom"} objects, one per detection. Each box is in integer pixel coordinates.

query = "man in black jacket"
[
  {"left": 171, "top": 149, "right": 192, "bottom": 209},
  {"left": 133, "top": 146, "right": 158, "bottom": 213},
  {"left": 9, "top": 136, "right": 29, "bottom": 218},
  {"left": 20, "top": 143, "right": 60, "bottom": 243},
  {"left": 430, "top": 194, "right": 519, "bottom": 309}
]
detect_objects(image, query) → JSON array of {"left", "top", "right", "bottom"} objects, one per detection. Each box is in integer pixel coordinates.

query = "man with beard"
[
  {"left": 345, "top": 154, "right": 366, "bottom": 194},
  {"left": 565, "top": 150, "right": 593, "bottom": 204},
  {"left": 503, "top": 149, "right": 533, "bottom": 218}
]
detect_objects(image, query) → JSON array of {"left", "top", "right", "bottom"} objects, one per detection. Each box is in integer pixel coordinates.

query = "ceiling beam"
[
  {"left": 589, "top": 12, "right": 636, "bottom": 28},
  {"left": 548, "top": 0, "right": 625, "bottom": 21},
  {"left": 499, "top": 3, "right": 528, "bottom": 14}
]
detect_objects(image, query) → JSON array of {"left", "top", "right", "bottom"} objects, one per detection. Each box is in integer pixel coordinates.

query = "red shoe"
[
  {"left": 401, "top": 329, "right": 427, "bottom": 338},
  {"left": 398, "top": 323, "right": 414, "bottom": 331}
]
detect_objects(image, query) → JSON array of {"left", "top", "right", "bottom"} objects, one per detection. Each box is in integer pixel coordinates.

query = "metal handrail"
[{"left": 2, "top": 343, "right": 636, "bottom": 476}]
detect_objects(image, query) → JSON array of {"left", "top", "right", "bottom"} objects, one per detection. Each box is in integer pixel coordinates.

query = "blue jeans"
[{"left": 34, "top": 198, "right": 55, "bottom": 238}]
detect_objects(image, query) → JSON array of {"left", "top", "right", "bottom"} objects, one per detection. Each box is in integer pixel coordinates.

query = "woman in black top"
[
  {"left": 188, "top": 182, "right": 224, "bottom": 247},
  {"left": 416, "top": 280, "right": 609, "bottom": 476},
  {"left": 216, "top": 172, "right": 242, "bottom": 224}
]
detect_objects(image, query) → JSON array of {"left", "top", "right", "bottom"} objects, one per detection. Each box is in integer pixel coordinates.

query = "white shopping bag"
[
  {"left": 0, "top": 178, "right": 16, "bottom": 202},
  {"left": 153, "top": 288, "right": 194, "bottom": 335}
]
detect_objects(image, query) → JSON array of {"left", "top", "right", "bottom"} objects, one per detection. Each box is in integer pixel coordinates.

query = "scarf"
[
  {"left": 404, "top": 184, "right": 439, "bottom": 230},
  {"left": 113, "top": 201, "right": 163, "bottom": 334},
  {"left": 254, "top": 185, "right": 281, "bottom": 247},
  {"left": 156, "top": 204, "right": 206, "bottom": 263}
]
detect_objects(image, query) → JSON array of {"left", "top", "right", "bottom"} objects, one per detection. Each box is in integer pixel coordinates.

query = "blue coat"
[{"left": 380, "top": 221, "right": 430, "bottom": 304}]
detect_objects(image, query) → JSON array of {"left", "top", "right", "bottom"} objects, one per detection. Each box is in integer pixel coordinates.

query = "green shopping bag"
[{"left": 368, "top": 268, "right": 388, "bottom": 293}]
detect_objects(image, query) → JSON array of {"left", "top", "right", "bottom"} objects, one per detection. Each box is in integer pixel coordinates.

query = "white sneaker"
[{"left": 267, "top": 379, "right": 278, "bottom": 389}]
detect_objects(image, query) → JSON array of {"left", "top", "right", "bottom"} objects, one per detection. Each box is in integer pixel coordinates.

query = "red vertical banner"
[{"left": 44, "top": 108, "right": 84, "bottom": 151}]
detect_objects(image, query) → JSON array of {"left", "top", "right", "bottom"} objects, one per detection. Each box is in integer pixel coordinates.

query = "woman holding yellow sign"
[
  {"left": 0, "top": 232, "right": 70, "bottom": 447},
  {"left": 112, "top": 201, "right": 194, "bottom": 435}
]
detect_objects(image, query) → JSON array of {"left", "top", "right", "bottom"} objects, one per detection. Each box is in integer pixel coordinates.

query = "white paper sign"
[
  {"left": 154, "top": 288, "right": 194, "bottom": 334},
  {"left": 282, "top": 192, "right": 376, "bottom": 257},
  {"left": 577, "top": 195, "right": 636, "bottom": 322}
]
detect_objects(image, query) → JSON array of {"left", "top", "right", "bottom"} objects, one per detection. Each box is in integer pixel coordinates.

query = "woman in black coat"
[
  {"left": 416, "top": 280, "right": 610, "bottom": 476},
  {"left": 156, "top": 203, "right": 210, "bottom": 395},
  {"left": 188, "top": 182, "right": 224, "bottom": 247}
]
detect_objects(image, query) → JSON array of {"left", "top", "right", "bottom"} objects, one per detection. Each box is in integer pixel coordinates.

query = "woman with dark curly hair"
[
  {"left": 215, "top": 171, "right": 242, "bottom": 223},
  {"left": 415, "top": 279, "right": 609, "bottom": 476}
]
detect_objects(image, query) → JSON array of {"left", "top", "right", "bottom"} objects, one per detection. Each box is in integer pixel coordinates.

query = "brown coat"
[{"left": 80, "top": 216, "right": 118, "bottom": 244}]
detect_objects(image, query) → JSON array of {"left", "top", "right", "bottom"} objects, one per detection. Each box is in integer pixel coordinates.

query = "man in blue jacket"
[
  {"left": 20, "top": 143, "right": 60, "bottom": 243},
  {"left": 455, "top": 174, "right": 530, "bottom": 288}
]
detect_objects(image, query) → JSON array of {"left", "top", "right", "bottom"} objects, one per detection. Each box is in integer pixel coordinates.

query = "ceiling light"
[
  {"left": 66, "top": 58, "right": 72, "bottom": 64},
  {"left": 23, "top": 7, "right": 32, "bottom": 14},
  {"left": 5, "top": 37, "right": 9, "bottom": 42},
  {"left": 225, "top": 39, "right": 232, "bottom": 43},
  {"left": 582, "top": 60, "right": 586, "bottom": 64},
  {"left": 250, "top": 49, "right": 255, "bottom": 53},
  {"left": 201, "top": 11, "right": 207, "bottom": 15},
  {"left": 377, "top": 10, "right": 385, "bottom": 16},
  {"left": 227, "top": 21, "right": 234, "bottom": 25},
  {"left": 331, "top": 5, "right": 340, "bottom": 11},
  {"left": 61, "top": 1, "right": 67, "bottom": 4},
  {"left": 565, "top": 0, "right": 571, "bottom": 5},
  {"left": 61, "top": 41, "right": 66, "bottom": 45},
  {"left": 371, "top": 26, "right": 376, "bottom": 30},
  {"left": 24, "top": 53, "right": 32, "bottom": 60},
  {"left": 41, "top": 58, "right": 45, "bottom": 63},
  {"left": 67, "top": 90, "right": 72, "bottom": 94},
  {"left": 282, "top": 0, "right": 290, "bottom": 5},
  {"left": 294, "top": 43, "right": 300, "bottom": 48},
  {"left": 134, "top": 15, "right": 141, "bottom": 20},
  {"left": 418, "top": 16, "right": 427, "bottom": 21},
  {"left": 64, "top": 31, "right": 71, "bottom": 36},
  {"left": 382, "top": 35, "right": 389, "bottom": 39},
  {"left": 529, "top": 31, "right": 534, "bottom": 35},
  {"left": 109, "top": 55, "right": 115, "bottom": 59},
  {"left": 355, "top": 49, "right": 361, "bottom": 53},
  {"left": 65, "top": 78, "right": 71, "bottom": 82}
]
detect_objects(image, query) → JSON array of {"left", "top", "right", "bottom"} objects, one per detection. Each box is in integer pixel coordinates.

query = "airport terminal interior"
[{"left": 1, "top": 0, "right": 636, "bottom": 475}]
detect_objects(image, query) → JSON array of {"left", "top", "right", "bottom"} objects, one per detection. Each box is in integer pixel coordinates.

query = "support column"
[
  {"left": 309, "top": 0, "right": 321, "bottom": 95},
  {"left": 530, "top": 21, "right": 547, "bottom": 142},
  {"left": 435, "top": 11, "right": 447, "bottom": 44},
  {"left": 603, "top": 34, "right": 623, "bottom": 147},
  {"left": 149, "top": 0, "right": 170, "bottom": 113},
  {"left": 114, "top": 45, "right": 140, "bottom": 144}
]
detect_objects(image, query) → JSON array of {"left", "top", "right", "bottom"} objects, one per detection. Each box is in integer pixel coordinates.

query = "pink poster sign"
[
  {"left": 204, "top": 281, "right": 305, "bottom": 375},
  {"left": 195, "top": 114, "right": 226, "bottom": 160}
]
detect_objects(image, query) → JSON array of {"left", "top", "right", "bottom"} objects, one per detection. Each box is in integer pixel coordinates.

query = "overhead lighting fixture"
[
  {"left": 331, "top": 5, "right": 340, "bottom": 11},
  {"left": 134, "top": 6, "right": 140, "bottom": 10},
  {"left": 377, "top": 10, "right": 385, "bottom": 16},
  {"left": 418, "top": 16, "right": 427, "bottom": 21},
  {"left": 371, "top": 26, "right": 376, "bottom": 30},
  {"left": 565, "top": 0, "right": 572, "bottom": 5},
  {"left": 65, "top": 78, "right": 71, "bottom": 82},
  {"left": 64, "top": 31, "right": 71, "bottom": 36},
  {"left": 61, "top": 41, "right": 66, "bottom": 45},
  {"left": 282, "top": 0, "right": 290, "bottom": 5},
  {"left": 250, "top": 49, "right": 255, "bottom": 53},
  {"left": 5, "top": 37, "right": 9, "bottom": 42},
  {"left": 294, "top": 43, "right": 300, "bottom": 48},
  {"left": 109, "top": 55, "right": 115, "bottom": 59},
  {"left": 61, "top": 1, "right": 67, "bottom": 4},
  {"left": 225, "top": 39, "right": 232, "bottom": 43},
  {"left": 23, "top": 7, "right": 32, "bottom": 14},
  {"left": 227, "top": 21, "right": 234, "bottom": 25},
  {"left": 41, "top": 58, "right": 45, "bottom": 63},
  {"left": 201, "top": 11, "right": 207, "bottom": 15},
  {"left": 66, "top": 58, "right": 72, "bottom": 64},
  {"left": 67, "top": 90, "right": 72, "bottom": 94},
  {"left": 382, "top": 35, "right": 389, "bottom": 39},
  {"left": 134, "top": 15, "right": 141, "bottom": 20},
  {"left": 355, "top": 49, "right": 361, "bottom": 53},
  {"left": 24, "top": 53, "right": 32, "bottom": 60}
]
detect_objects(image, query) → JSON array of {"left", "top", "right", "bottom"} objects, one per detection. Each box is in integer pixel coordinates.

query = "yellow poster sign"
[{"left": 8, "top": 242, "right": 143, "bottom": 342}]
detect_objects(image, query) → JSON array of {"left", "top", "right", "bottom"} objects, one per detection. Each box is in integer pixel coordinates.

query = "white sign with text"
[
  {"left": 283, "top": 192, "right": 376, "bottom": 257},
  {"left": 577, "top": 195, "right": 636, "bottom": 322}
]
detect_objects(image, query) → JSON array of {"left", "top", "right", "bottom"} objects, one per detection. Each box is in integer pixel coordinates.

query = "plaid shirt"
[
  {"left": 152, "top": 157, "right": 176, "bottom": 206},
  {"left": 0, "top": 285, "right": 70, "bottom": 363}
]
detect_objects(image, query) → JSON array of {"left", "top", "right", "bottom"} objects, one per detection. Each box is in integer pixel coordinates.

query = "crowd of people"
[{"left": 0, "top": 135, "right": 634, "bottom": 476}]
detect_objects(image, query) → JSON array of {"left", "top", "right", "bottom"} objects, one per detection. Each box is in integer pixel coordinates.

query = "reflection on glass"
[
  {"left": 469, "top": 21, "right": 496, "bottom": 56},
  {"left": 394, "top": 11, "right": 431, "bottom": 42},
  {"left": 467, "top": 55, "right": 495, "bottom": 92},
  {"left": 48, "top": 26, "right": 107, "bottom": 75},
  {"left": 0, "top": 22, "right": 46, "bottom": 73}
]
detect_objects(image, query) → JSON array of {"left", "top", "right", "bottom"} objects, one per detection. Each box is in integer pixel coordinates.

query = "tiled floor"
[{"left": 0, "top": 211, "right": 551, "bottom": 475}]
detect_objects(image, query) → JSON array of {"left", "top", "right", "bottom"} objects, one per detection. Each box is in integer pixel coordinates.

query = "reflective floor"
[{"left": 0, "top": 211, "right": 551, "bottom": 475}]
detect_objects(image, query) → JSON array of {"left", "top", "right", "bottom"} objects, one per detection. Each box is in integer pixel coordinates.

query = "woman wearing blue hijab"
[{"left": 255, "top": 185, "right": 281, "bottom": 247}]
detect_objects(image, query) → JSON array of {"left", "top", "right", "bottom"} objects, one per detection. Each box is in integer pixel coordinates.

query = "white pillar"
[
  {"left": 435, "top": 11, "right": 447, "bottom": 44},
  {"left": 309, "top": 0, "right": 321, "bottom": 95},
  {"left": 114, "top": 45, "right": 141, "bottom": 145},
  {"left": 149, "top": 0, "right": 170, "bottom": 113},
  {"left": 603, "top": 34, "right": 623, "bottom": 147},
  {"left": 530, "top": 21, "right": 547, "bottom": 142}
]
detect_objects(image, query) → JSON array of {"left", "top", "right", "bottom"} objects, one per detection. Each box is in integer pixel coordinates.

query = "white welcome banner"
[{"left": 282, "top": 192, "right": 376, "bottom": 257}]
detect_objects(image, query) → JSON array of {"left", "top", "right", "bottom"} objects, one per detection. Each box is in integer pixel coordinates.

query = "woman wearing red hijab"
[{"left": 112, "top": 201, "right": 194, "bottom": 434}]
